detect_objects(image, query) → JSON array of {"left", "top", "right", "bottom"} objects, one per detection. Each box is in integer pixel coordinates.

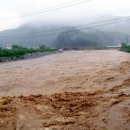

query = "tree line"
[{"left": 0, "top": 44, "right": 57, "bottom": 58}]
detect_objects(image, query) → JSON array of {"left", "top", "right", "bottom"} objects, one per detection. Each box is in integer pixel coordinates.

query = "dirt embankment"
[{"left": 0, "top": 50, "right": 130, "bottom": 130}]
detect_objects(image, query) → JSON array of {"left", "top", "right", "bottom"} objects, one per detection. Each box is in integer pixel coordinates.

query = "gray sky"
[{"left": 0, "top": 0, "right": 130, "bottom": 31}]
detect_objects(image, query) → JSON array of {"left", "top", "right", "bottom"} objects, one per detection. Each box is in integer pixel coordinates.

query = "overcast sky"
[{"left": 0, "top": 0, "right": 130, "bottom": 31}]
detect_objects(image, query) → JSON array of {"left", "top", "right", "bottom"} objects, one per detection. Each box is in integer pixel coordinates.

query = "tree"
[
  {"left": 121, "top": 42, "right": 127, "bottom": 48},
  {"left": 39, "top": 45, "right": 46, "bottom": 49},
  {"left": 12, "top": 44, "right": 25, "bottom": 49}
]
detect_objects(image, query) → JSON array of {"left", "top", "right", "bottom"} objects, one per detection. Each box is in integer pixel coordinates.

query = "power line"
[
  {"left": 21, "top": 0, "right": 90, "bottom": 15},
  {"left": 27, "top": 19, "right": 130, "bottom": 38},
  {"left": 27, "top": 16, "right": 130, "bottom": 35},
  {"left": 1, "top": 8, "right": 130, "bottom": 38},
  {"left": 22, "top": 8, "right": 130, "bottom": 35},
  {"left": 61, "top": 8, "right": 130, "bottom": 25},
  {"left": 0, "top": 0, "right": 93, "bottom": 21},
  {"left": 1, "top": 15, "right": 130, "bottom": 38},
  {"left": 4, "top": 16, "right": 130, "bottom": 39}
]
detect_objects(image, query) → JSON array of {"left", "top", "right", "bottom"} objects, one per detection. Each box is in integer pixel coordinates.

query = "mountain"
[
  {"left": 83, "top": 29, "right": 129, "bottom": 45},
  {"left": 99, "top": 20, "right": 130, "bottom": 35},
  {"left": 53, "top": 27, "right": 130, "bottom": 49},
  {"left": 0, "top": 17, "right": 130, "bottom": 48},
  {"left": 53, "top": 28, "right": 104, "bottom": 48},
  {"left": 0, "top": 24, "right": 71, "bottom": 48}
]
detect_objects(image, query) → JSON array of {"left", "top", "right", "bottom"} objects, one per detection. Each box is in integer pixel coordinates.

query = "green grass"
[
  {"left": 0, "top": 48, "right": 57, "bottom": 58},
  {"left": 120, "top": 43, "right": 130, "bottom": 52}
]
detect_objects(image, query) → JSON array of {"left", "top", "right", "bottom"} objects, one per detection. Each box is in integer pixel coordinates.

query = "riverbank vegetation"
[
  {"left": 120, "top": 43, "right": 130, "bottom": 52},
  {"left": 0, "top": 45, "right": 58, "bottom": 62}
]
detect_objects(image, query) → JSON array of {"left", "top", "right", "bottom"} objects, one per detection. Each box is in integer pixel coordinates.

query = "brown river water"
[{"left": 0, "top": 50, "right": 130, "bottom": 130}]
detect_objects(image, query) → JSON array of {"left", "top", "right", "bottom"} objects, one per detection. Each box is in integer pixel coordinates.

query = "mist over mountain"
[
  {"left": 53, "top": 28, "right": 104, "bottom": 48},
  {"left": 0, "top": 16, "right": 130, "bottom": 48},
  {"left": 99, "top": 19, "right": 130, "bottom": 35},
  {"left": 0, "top": 24, "right": 70, "bottom": 48}
]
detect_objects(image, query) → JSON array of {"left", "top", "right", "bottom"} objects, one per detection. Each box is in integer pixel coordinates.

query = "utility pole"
[{"left": 126, "top": 36, "right": 129, "bottom": 44}]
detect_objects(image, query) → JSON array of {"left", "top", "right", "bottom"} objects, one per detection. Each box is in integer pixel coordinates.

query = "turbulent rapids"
[{"left": 0, "top": 50, "right": 130, "bottom": 130}]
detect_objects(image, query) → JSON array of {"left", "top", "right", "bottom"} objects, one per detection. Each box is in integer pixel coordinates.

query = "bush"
[
  {"left": 120, "top": 43, "right": 130, "bottom": 52},
  {"left": 12, "top": 44, "right": 25, "bottom": 49},
  {"left": 121, "top": 42, "right": 127, "bottom": 48},
  {"left": 39, "top": 45, "right": 46, "bottom": 49},
  {"left": 0, "top": 47, "right": 57, "bottom": 58}
]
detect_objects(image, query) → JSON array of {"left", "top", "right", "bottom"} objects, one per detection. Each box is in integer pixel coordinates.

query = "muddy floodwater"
[{"left": 0, "top": 50, "right": 130, "bottom": 130}]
